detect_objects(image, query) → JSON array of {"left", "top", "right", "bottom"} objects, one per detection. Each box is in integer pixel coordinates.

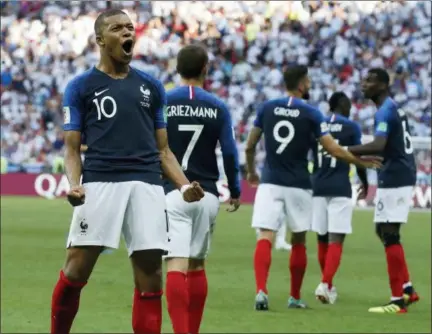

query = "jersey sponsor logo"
[
  {"left": 63, "top": 107, "right": 71, "bottom": 124},
  {"left": 377, "top": 122, "right": 388, "bottom": 133},
  {"left": 320, "top": 122, "right": 329, "bottom": 133},
  {"left": 94, "top": 88, "right": 109, "bottom": 96},
  {"left": 167, "top": 105, "right": 218, "bottom": 119},
  {"left": 273, "top": 107, "right": 300, "bottom": 118},
  {"left": 140, "top": 85, "right": 151, "bottom": 108}
]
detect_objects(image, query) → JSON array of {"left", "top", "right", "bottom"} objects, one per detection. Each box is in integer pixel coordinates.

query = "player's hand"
[
  {"left": 247, "top": 172, "right": 260, "bottom": 187},
  {"left": 182, "top": 181, "right": 205, "bottom": 203},
  {"left": 226, "top": 198, "right": 241, "bottom": 212},
  {"left": 357, "top": 184, "right": 368, "bottom": 200},
  {"left": 357, "top": 156, "right": 383, "bottom": 170},
  {"left": 67, "top": 185, "right": 85, "bottom": 207}
]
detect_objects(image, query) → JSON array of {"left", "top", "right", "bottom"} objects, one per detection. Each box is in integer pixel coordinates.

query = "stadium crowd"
[{"left": 1, "top": 1, "right": 431, "bottom": 183}]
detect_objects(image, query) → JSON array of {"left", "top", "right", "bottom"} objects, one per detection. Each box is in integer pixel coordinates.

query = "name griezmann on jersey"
[{"left": 166, "top": 105, "right": 218, "bottom": 119}]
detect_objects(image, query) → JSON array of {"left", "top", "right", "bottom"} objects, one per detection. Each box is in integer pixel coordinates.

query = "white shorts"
[
  {"left": 374, "top": 186, "right": 413, "bottom": 224},
  {"left": 251, "top": 184, "right": 312, "bottom": 233},
  {"left": 67, "top": 182, "right": 168, "bottom": 256},
  {"left": 312, "top": 197, "right": 353, "bottom": 235},
  {"left": 164, "top": 190, "right": 220, "bottom": 259}
]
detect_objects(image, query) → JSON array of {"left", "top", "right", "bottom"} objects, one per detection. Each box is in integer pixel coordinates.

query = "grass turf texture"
[{"left": 1, "top": 197, "right": 431, "bottom": 333}]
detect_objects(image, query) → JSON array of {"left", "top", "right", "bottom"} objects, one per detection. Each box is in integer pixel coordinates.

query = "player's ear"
[{"left": 95, "top": 34, "right": 105, "bottom": 47}]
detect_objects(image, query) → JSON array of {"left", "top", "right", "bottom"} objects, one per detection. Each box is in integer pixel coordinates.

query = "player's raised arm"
[
  {"left": 63, "top": 79, "right": 85, "bottom": 206},
  {"left": 313, "top": 109, "right": 381, "bottom": 170},
  {"left": 219, "top": 105, "right": 241, "bottom": 211},
  {"left": 348, "top": 110, "right": 388, "bottom": 156}
]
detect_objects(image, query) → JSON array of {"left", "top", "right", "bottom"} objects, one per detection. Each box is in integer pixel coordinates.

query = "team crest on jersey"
[
  {"left": 63, "top": 107, "right": 70, "bottom": 124},
  {"left": 140, "top": 85, "right": 151, "bottom": 108}
]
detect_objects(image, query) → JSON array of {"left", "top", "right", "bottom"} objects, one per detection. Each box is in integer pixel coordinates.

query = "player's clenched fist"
[
  {"left": 247, "top": 172, "right": 260, "bottom": 187},
  {"left": 181, "top": 181, "right": 205, "bottom": 202},
  {"left": 67, "top": 185, "right": 85, "bottom": 207}
]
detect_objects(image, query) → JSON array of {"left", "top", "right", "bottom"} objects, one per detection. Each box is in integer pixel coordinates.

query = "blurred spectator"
[{"left": 0, "top": 1, "right": 431, "bottom": 183}]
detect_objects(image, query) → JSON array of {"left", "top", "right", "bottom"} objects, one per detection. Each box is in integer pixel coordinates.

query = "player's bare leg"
[
  {"left": 375, "top": 223, "right": 420, "bottom": 312},
  {"left": 165, "top": 257, "right": 189, "bottom": 334},
  {"left": 316, "top": 233, "right": 345, "bottom": 304},
  {"left": 254, "top": 228, "right": 275, "bottom": 310},
  {"left": 130, "top": 249, "right": 164, "bottom": 334},
  {"left": 187, "top": 259, "right": 208, "bottom": 334},
  {"left": 288, "top": 232, "right": 308, "bottom": 309},
  {"left": 51, "top": 246, "right": 103, "bottom": 334}
]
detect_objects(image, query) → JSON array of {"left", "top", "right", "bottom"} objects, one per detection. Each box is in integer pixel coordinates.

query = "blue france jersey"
[
  {"left": 312, "top": 114, "right": 362, "bottom": 198},
  {"left": 374, "top": 97, "right": 416, "bottom": 188},
  {"left": 62, "top": 67, "right": 166, "bottom": 184},
  {"left": 164, "top": 86, "right": 241, "bottom": 198},
  {"left": 254, "top": 96, "right": 329, "bottom": 189}
]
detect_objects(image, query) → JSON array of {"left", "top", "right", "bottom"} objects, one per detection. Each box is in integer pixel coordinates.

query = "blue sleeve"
[
  {"left": 311, "top": 107, "right": 329, "bottom": 138},
  {"left": 353, "top": 122, "right": 362, "bottom": 145},
  {"left": 374, "top": 109, "right": 390, "bottom": 137},
  {"left": 219, "top": 104, "right": 241, "bottom": 199},
  {"left": 153, "top": 80, "right": 167, "bottom": 129},
  {"left": 253, "top": 103, "right": 265, "bottom": 128},
  {"left": 62, "top": 78, "right": 83, "bottom": 131}
]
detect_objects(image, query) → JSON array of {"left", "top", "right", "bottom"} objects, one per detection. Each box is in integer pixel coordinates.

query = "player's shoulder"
[
  {"left": 377, "top": 97, "right": 398, "bottom": 115},
  {"left": 132, "top": 67, "right": 165, "bottom": 98},
  {"left": 65, "top": 68, "right": 95, "bottom": 93},
  {"left": 169, "top": 86, "right": 228, "bottom": 111}
]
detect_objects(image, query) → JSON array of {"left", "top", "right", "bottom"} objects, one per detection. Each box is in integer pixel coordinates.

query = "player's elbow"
[{"left": 245, "top": 144, "right": 256, "bottom": 155}]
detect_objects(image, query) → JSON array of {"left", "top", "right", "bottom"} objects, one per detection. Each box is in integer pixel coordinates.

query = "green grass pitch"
[{"left": 1, "top": 197, "right": 431, "bottom": 333}]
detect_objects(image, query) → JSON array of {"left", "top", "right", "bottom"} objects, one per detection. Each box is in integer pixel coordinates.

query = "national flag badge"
[
  {"left": 377, "top": 122, "right": 388, "bottom": 132},
  {"left": 63, "top": 107, "right": 71, "bottom": 124}
]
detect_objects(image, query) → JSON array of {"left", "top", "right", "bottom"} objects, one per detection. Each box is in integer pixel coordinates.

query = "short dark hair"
[
  {"left": 94, "top": 9, "right": 127, "bottom": 36},
  {"left": 283, "top": 65, "right": 308, "bottom": 90},
  {"left": 368, "top": 68, "right": 390, "bottom": 87},
  {"left": 328, "top": 92, "right": 348, "bottom": 111},
  {"left": 176, "top": 44, "right": 209, "bottom": 79}
]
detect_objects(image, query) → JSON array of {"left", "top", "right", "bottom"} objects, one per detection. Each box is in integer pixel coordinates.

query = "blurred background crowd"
[{"left": 1, "top": 1, "right": 431, "bottom": 184}]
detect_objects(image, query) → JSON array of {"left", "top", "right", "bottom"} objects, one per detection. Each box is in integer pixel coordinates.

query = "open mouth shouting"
[{"left": 121, "top": 39, "right": 134, "bottom": 56}]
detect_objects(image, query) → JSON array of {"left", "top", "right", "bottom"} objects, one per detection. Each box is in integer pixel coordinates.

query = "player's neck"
[
  {"left": 181, "top": 79, "right": 204, "bottom": 88},
  {"left": 286, "top": 90, "right": 303, "bottom": 99},
  {"left": 372, "top": 92, "right": 389, "bottom": 108},
  {"left": 96, "top": 56, "right": 130, "bottom": 79}
]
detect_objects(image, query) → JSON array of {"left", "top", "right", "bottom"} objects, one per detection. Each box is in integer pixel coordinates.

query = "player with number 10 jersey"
[
  {"left": 163, "top": 44, "right": 241, "bottom": 334},
  {"left": 245, "top": 65, "right": 381, "bottom": 311}
]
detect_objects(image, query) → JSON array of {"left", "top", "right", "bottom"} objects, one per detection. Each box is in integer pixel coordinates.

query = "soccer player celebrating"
[
  {"left": 246, "top": 65, "right": 381, "bottom": 311},
  {"left": 164, "top": 44, "right": 241, "bottom": 334},
  {"left": 311, "top": 92, "right": 369, "bottom": 304},
  {"left": 51, "top": 10, "right": 204, "bottom": 334},
  {"left": 347, "top": 68, "right": 419, "bottom": 314}
]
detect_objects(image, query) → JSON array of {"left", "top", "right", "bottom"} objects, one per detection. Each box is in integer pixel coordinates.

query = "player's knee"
[
  {"left": 291, "top": 231, "right": 306, "bottom": 245},
  {"left": 165, "top": 257, "right": 188, "bottom": 273},
  {"left": 258, "top": 229, "right": 275, "bottom": 243},
  {"left": 63, "top": 246, "right": 101, "bottom": 282},
  {"left": 189, "top": 258, "right": 205, "bottom": 272},
  {"left": 381, "top": 232, "right": 400, "bottom": 247},
  {"left": 329, "top": 233, "right": 345, "bottom": 244},
  {"left": 317, "top": 233, "right": 329, "bottom": 243},
  {"left": 131, "top": 249, "right": 163, "bottom": 292}
]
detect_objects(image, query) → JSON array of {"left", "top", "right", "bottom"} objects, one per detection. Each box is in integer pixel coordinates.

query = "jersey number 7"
[{"left": 178, "top": 124, "right": 204, "bottom": 170}]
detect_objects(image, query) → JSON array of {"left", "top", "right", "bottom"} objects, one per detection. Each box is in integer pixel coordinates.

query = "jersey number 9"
[{"left": 273, "top": 120, "right": 295, "bottom": 154}]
